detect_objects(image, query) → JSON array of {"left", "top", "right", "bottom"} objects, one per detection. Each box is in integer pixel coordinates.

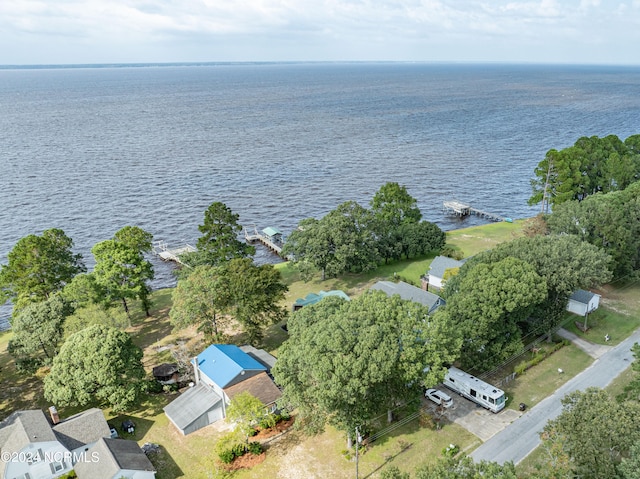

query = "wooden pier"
[
  {"left": 152, "top": 241, "right": 197, "bottom": 266},
  {"left": 443, "top": 200, "right": 507, "bottom": 222},
  {"left": 243, "top": 226, "right": 285, "bottom": 256}
]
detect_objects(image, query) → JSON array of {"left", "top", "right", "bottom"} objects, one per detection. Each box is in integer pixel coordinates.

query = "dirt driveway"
[{"left": 423, "top": 389, "right": 522, "bottom": 442}]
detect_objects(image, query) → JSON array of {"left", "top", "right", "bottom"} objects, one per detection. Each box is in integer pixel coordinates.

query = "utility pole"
[{"left": 355, "top": 426, "right": 360, "bottom": 479}]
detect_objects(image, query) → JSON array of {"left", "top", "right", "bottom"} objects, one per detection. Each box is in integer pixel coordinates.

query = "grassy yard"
[
  {"left": 561, "top": 285, "right": 640, "bottom": 346},
  {"left": 234, "top": 415, "right": 479, "bottom": 479},
  {"left": 503, "top": 344, "right": 593, "bottom": 410},
  {"left": 444, "top": 220, "right": 525, "bottom": 258}
]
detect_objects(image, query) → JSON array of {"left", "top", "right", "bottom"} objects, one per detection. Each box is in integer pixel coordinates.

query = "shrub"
[
  {"left": 442, "top": 443, "right": 459, "bottom": 457},
  {"left": 145, "top": 380, "right": 163, "bottom": 394},
  {"left": 279, "top": 410, "right": 291, "bottom": 421},
  {"left": 515, "top": 341, "right": 568, "bottom": 376},
  {"left": 247, "top": 442, "right": 263, "bottom": 455},
  {"left": 248, "top": 428, "right": 258, "bottom": 437},
  {"left": 218, "top": 448, "right": 235, "bottom": 464},
  {"left": 231, "top": 443, "right": 245, "bottom": 457},
  {"left": 258, "top": 414, "right": 277, "bottom": 430}
]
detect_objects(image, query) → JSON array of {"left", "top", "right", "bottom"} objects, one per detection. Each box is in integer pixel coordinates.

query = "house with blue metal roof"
[{"left": 164, "top": 344, "right": 281, "bottom": 435}]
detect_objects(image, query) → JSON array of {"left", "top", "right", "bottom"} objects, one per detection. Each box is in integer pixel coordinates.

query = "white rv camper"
[{"left": 443, "top": 367, "right": 506, "bottom": 413}]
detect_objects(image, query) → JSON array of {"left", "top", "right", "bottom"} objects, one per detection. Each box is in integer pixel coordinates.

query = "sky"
[{"left": 1, "top": 0, "right": 639, "bottom": 65}]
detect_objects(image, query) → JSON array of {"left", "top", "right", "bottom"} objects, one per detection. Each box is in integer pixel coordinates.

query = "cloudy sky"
[{"left": 1, "top": 0, "right": 639, "bottom": 65}]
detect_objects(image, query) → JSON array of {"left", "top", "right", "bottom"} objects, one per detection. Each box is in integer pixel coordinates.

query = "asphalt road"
[{"left": 470, "top": 327, "right": 640, "bottom": 465}]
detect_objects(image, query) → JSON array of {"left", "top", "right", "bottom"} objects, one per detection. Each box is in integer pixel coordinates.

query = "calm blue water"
[{"left": 1, "top": 62, "right": 639, "bottom": 328}]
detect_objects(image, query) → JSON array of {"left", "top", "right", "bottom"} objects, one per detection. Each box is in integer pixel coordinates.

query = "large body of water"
[{"left": 1, "top": 62, "right": 639, "bottom": 327}]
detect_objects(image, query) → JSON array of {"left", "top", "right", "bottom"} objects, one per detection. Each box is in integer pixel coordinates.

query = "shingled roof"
[
  {"left": 371, "top": 281, "right": 446, "bottom": 314},
  {"left": 569, "top": 289, "right": 597, "bottom": 305},
  {"left": 428, "top": 256, "right": 464, "bottom": 279},
  {"left": 224, "top": 371, "right": 282, "bottom": 406},
  {"left": 52, "top": 407, "right": 111, "bottom": 451},
  {"left": 0, "top": 410, "right": 57, "bottom": 455},
  {"left": 74, "top": 437, "right": 154, "bottom": 479}
]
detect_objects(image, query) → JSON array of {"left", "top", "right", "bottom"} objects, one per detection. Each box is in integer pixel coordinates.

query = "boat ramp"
[
  {"left": 152, "top": 241, "right": 197, "bottom": 266},
  {"left": 442, "top": 200, "right": 511, "bottom": 223}
]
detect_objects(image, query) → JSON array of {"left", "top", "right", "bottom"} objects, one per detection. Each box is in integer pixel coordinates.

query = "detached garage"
[
  {"left": 566, "top": 289, "right": 601, "bottom": 317},
  {"left": 163, "top": 383, "right": 224, "bottom": 435}
]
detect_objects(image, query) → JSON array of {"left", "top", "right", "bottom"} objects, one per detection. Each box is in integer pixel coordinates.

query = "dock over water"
[
  {"left": 244, "top": 225, "right": 285, "bottom": 256},
  {"left": 443, "top": 200, "right": 508, "bottom": 222},
  {"left": 152, "top": 241, "right": 197, "bottom": 265}
]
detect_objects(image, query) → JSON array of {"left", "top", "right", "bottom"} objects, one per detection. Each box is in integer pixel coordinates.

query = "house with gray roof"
[
  {"left": 163, "top": 344, "right": 281, "bottom": 435},
  {"left": 423, "top": 256, "right": 465, "bottom": 291},
  {"left": 371, "top": 281, "right": 446, "bottom": 314},
  {"left": 0, "top": 407, "right": 153, "bottom": 479},
  {"left": 74, "top": 437, "right": 155, "bottom": 479},
  {"left": 566, "top": 289, "right": 601, "bottom": 317}
]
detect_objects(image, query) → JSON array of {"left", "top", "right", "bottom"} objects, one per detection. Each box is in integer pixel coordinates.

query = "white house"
[
  {"left": 0, "top": 407, "right": 154, "bottom": 479},
  {"left": 423, "top": 256, "right": 465, "bottom": 291},
  {"left": 566, "top": 289, "right": 601, "bottom": 317},
  {"left": 163, "top": 344, "right": 281, "bottom": 435}
]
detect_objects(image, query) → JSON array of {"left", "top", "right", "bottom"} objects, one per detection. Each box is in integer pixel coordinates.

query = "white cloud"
[{"left": 0, "top": 0, "right": 637, "bottom": 64}]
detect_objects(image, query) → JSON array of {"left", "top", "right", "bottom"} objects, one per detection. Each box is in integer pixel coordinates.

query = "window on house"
[
  {"left": 50, "top": 460, "right": 65, "bottom": 473},
  {"left": 26, "top": 449, "right": 42, "bottom": 465}
]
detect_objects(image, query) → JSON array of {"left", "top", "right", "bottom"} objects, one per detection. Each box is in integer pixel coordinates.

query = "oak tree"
[
  {"left": 541, "top": 387, "right": 640, "bottom": 479},
  {"left": 443, "top": 257, "right": 546, "bottom": 371},
  {"left": 272, "top": 292, "right": 460, "bottom": 442},
  {"left": 44, "top": 324, "right": 145, "bottom": 412}
]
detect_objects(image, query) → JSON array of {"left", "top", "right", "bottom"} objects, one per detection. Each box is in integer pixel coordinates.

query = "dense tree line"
[
  {"left": 441, "top": 234, "right": 612, "bottom": 370},
  {"left": 529, "top": 134, "right": 640, "bottom": 212},
  {"left": 283, "top": 182, "right": 445, "bottom": 280},
  {"left": 546, "top": 180, "right": 640, "bottom": 279}
]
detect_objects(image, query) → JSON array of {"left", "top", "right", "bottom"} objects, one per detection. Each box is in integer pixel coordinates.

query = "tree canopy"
[
  {"left": 92, "top": 226, "right": 155, "bottom": 316},
  {"left": 8, "top": 295, "right": 72, "bottom": 371},
  {"left": 0, "top": 228, "right": 85, "bottom": 312},
  {"left": 283, "top": 201, "right": 379, "bottom": 280},
  {"left": 528, "top": 134, "right": 640, "bottom": 211},
  {"left": 170, "top": 258, "right": 287, "bottom": 344},
  {"left": 43, "top": 324, "right": 145, "bottom": 412},
  {"left": 541, "top": 387, "right": 640, "bottom": 479},
  {"left": 447, "top": 234, "right": 612, "bottom": 340},
  {"left": 272, "top": 292, "right": 461, "bottom": 439},
  {"left": 441, "top": 257, "right": 547, "bottom": 371},
  {"left": 185, "top": 201, "right": 255, "bottom": 266},
  {"left": 546, "top": 180, "right": 640, "bottom": 279}
]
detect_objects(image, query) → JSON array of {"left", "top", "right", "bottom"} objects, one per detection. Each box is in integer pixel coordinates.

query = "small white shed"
[{"left": 566, "top": 289, "right": 601, "bottom": 317}]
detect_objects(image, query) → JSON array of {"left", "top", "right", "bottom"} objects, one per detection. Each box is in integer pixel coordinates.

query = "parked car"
[{"left": 425, "top": 388, "right": 453, "bottom": 408}]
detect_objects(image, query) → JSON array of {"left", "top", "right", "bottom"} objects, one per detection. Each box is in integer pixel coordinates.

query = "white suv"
[{"left": 425, "top": 388, "right": 453, "bottom": 408}]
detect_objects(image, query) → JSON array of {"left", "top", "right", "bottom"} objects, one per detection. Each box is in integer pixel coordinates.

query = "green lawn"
[
  {"left": 444, "top": 220, "right": 525, "bottom": 257},
  {"left": 562, "top": 294, "right": 640, "bottom": 346},
  {"left": 503, "top": 344, "right": 593, "bottom": 410}
]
